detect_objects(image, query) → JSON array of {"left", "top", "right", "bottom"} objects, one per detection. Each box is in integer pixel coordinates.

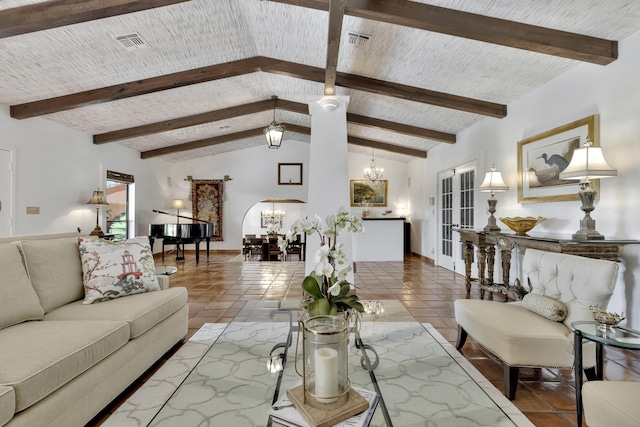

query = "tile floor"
[{"left": 90, "top": 252, "right": 640, "bottom": 427}]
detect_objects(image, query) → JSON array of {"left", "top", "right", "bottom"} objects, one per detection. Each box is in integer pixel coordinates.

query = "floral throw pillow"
[{"left": 78, "top": 237, "right": 160, "bottom": 304}]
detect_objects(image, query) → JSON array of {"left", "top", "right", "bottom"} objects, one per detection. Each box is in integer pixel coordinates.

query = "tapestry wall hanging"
[{"left": 190, "top": 179, "right": 223, "bottom": 241}]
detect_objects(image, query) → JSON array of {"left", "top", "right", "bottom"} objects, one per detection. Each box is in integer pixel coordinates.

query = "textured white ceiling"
[{"left": 1, "top": 0, "right": 640, "bottom": 162}]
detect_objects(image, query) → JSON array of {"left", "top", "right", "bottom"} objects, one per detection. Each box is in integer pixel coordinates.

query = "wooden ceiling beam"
[
  {"left": 283, "top": 123, "right": 428, "bottom": 158},
  {"left": 268, "top": 0, "right": 617, "bottom": 65},
  {"left": 10, "top": 56, "right": 275, "bottom": 119},
  {"left": 95, "top": 97, "right": 456, "bottom": 144},
  {"left": 324, "top": 0, "right": 346, "bottom": 95},
  {"left": 14, "top": 56, "right": 502, "bottom": 119},
  {"left": 141, "top": 122, "right": 428, "bottom": 159},
  {"left": 94, "top": 99, "right": 276, "bottom": 144},
  {"left": 263, "top": 60, "right": 506, "bottom": 118},
  {"left": 346, "top": 112, "right": 456, "bottom": 144},
  {"left": 0, "top": 0, "right": 190, "bottom": 39},
  {"left": 140, "top": 127, "right": 265, "bottom": 159}
]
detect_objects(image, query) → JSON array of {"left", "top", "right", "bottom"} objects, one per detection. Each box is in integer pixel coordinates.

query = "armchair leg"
[
  {"left": 504, "top": 365, "right": 519, "bottom": 400},
  {"left": 584, "top": 366, "right": 597, "bottom": 381},
  {"left": 456, "top": 325, "right": 468, "bottom": 350}
]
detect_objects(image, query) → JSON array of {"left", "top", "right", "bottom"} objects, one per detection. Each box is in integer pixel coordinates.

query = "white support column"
[{"left": 306, "top": 96, "right": 352, "bottom": 277}]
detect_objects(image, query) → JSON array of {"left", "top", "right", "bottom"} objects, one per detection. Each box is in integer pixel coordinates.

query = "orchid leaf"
[
  {"left": 302, "top": 275, "right": 323, "bottom": 300},
  {"left": 338, "top": 281, "right": 350, "bottom": 297},
  {"left": 309, "top": 298, "right": 330, "bottom": 316}
]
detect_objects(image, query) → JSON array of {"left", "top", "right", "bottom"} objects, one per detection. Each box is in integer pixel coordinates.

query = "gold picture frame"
[
  {"left": 517, "top": 114, "right": 599, "bottom": 203},
  {"left": 350, "top": 180, "right": 388, "bottom": 207}
]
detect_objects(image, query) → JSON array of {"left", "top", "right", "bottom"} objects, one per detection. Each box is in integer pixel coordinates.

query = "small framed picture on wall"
[{"left": 278, "top": 163, "right": 303, "bottom": 185}]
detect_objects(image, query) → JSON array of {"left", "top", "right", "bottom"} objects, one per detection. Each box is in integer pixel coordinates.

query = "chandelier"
[
  {"left": 261, "top": 203, "right": 285, "bottom": 232},
  {"left": 363, "top": 149, "right": 384, "bottom": 184}
]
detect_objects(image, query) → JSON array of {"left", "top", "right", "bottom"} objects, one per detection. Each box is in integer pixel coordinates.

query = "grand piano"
[{"left": 149, "top": 209, "right": 215, "bottom": 264}]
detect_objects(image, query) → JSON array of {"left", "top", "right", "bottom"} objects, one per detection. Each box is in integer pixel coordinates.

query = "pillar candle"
[{"left": 315, "top": 347, "right": 338, "bottom": 403}]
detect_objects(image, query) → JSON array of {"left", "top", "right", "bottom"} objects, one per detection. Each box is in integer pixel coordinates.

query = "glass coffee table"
[
  {"left": 143, "top": 301, "right": 531, "bottom": 426},
  {"left": 572, "top": 321, "right": 640, "bottom": 427}
]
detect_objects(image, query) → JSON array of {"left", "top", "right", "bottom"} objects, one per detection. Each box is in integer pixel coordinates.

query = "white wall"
[
  {"left": 0, "top": 105, "right": 168, "bottom": 238},
  {"left": 409, "top": 28, "right": 640, "bottom": 327},
  {"left": 166, "top": 140, "right": 411, "bottom": 250},
  {"left": 167, "top": 139, "right": 310, "bottom": 250},
  {"left": 348, "top": 151, "right": 410, "bottom": 219}
]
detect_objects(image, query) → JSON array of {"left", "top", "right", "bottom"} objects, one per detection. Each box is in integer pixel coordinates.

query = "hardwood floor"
[{"left": 91, "top": 252, "right": 640, "bottom": 426}]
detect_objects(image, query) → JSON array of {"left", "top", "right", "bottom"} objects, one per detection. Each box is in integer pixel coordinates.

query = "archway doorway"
[{"left": 241, "top": 199, "right": 307, "bottom": 261}]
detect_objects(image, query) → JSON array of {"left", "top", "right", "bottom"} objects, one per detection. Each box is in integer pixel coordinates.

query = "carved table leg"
[
  {"left": 477, "top": 246, "right": 487, "bottom": 300},
  {"left": 463, "top": 242, "right": 474, "bottom": 294},
  {"left": 501, "top": 246, "right": 512, "bottom": 293},
  {"left": 486, "top": 245, "right": 496, "bottom": 299}
]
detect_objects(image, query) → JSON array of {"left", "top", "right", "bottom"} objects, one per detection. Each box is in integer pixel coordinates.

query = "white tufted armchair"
[{"left": 454, "top": 248, "right": 619, "bottom": 399}]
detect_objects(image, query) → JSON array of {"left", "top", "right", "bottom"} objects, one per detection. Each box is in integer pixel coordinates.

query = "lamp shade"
[
  {"left": 479, "top": 167, "right": 509, "bottom": 192},
  {"left": 87, "top": 190, "right": 108, "bottom": 205},
  {"left": 171, "top": 199, "right": 185, "bottom": 209},
  {"left": 559, "top": 146, "right": 617, "bottom": 180}
]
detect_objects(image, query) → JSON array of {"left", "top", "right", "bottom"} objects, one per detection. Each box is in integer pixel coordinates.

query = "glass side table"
[
  {"left": 571, "top": 321, "right": 640, "bottom": 427},
  {"left": 155, "top": 265, "right": 178, "bottom": 276}
]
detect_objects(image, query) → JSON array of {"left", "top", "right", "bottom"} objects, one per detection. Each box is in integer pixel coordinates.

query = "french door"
[{"left": 437, "top": 162, "right": 476, "bottom": 273}]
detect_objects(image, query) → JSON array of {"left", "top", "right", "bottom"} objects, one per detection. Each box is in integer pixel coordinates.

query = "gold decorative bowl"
[{"left": 499, "top": 216, "right": 545, "bottom": 236}]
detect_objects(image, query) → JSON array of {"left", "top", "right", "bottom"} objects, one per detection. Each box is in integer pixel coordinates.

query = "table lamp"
[
  {"left": 479, "top": 164, "right": 509, "bottom": 232},
  {"left": 559, "top": 137, "right": 616, "bottom": 240},
  {"left": 87, "top": 190, "right": 109, "bottom": 236}
]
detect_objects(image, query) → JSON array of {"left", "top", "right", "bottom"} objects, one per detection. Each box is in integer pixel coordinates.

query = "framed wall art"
[
  {"left": 278, "top": 163, "right": 303, "bottom": 185},
  {"left": 517, "top": 114, "right": 599, "bottom": 203},
  {"left": 350, "top": 180, "right": 388, "bottom": 207}
]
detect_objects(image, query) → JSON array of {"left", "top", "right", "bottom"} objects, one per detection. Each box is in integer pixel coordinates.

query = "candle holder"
[{"left": 301, "top": 315, "right": 350, "bottom": 408}]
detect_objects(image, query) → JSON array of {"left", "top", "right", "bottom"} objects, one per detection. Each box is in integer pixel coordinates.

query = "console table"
[{"left": 455, "top": 230, "right": 638, "bottom": 300}]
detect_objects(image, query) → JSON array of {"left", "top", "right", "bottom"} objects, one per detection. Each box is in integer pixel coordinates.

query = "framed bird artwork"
[{"left": 517, "top": 114, "right": 600, "bottom": 203}]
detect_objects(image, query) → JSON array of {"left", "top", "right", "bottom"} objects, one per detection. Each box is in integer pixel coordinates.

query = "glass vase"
[{"left": 302, "top": 315, "right": 350, "bottom": 408}]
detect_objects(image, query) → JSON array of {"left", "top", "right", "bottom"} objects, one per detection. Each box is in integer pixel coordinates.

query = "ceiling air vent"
[
  {"left": 112, "top": 32, "right": 149, "bottom": 51},
  {"left": 347, "top": 32, "right": 370, "bottom": 47}
]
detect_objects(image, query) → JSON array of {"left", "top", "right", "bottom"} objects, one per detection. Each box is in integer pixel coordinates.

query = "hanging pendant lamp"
[{"left": 264, "top": 96, "right": 285, "bottom": 149}]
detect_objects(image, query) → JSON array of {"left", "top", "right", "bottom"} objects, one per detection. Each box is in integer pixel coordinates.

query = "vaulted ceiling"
[{"left": 2, "top": 0, "right": 640, "bottom": 163}]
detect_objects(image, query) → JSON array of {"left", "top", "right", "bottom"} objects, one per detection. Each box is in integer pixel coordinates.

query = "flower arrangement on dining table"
[{"left": 278, "top": 208, "right": 365, "bottom": 317}]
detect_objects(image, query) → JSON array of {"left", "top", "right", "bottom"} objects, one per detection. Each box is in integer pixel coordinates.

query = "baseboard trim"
[{"left": 412, "top": 252, "right": 434, "bottom": 265}]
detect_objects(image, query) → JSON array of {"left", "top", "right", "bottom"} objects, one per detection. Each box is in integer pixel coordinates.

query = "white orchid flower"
[
  {"left": 328, "top": 282, "right": 341, "bottom": 296},
  {"left": 314, "top": 244, "right": 330, "bottom": 264},
  {"left": 314, "top": 260, "right": 334, "bottom": 277},
  {"left": 336, "top": 265, "right": 351, "bottom": 281}
]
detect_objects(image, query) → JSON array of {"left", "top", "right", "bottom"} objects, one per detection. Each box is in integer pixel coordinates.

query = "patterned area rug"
[
  {"left": 103, "top": 317, "right": 533, "bottom": 427},
  {"left": 190, "top": 179, "right": 223, "bottom": 241}
]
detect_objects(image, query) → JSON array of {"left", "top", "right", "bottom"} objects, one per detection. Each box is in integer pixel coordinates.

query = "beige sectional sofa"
[{"left": 0, "top": 233, "right": 189, "bottom": 427}]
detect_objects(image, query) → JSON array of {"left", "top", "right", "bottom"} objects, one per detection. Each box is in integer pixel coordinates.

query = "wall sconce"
[
  {"left": 559, "top": 137, "right": 617, "bottom": 240},
  {"left": 479, "top": 164, "right": 509, "bottom": 232},
  {"left": 87, "top": 190, "right": 109, "bottom": 236}
]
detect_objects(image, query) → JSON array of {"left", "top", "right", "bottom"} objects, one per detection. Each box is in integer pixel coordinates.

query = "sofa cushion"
[
  {"left": 78, "top": 237, "right": 160, "bottom": 304},
  {"left": 0, "top": 320, "right": 129, "bottom": 412},
  {"left": 0, "top": 243, "right": 44, "bottom": 330},
  {"left": 44, "top": 287, "right": 188, "bottom": 338},
  {"left": 0, "top": 386, "right": 14, "bottom": 427},
  {"left": 522, "top": 292, "right": 568, "bottom": 321},
  {"left": 583, "top": 381, "right": 640, "bottom": 427},
  {"left": 16, "top": 237, "right": 84, "bottom": 313}
]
